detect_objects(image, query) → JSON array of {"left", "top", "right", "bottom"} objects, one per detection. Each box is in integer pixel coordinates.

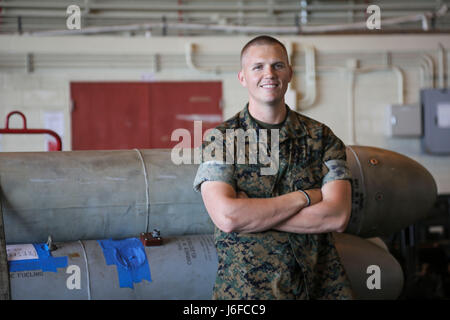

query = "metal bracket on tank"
[
  {"left": 140, "top": 229, "right": 163, "bottom": 247},
  {"left": 46, "top": 235, "right": 57, "bottom": 251}
]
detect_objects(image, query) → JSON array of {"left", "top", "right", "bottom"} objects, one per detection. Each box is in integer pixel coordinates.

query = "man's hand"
[{"left": 273, "top": 180, "right": 352, "bottom": 234}]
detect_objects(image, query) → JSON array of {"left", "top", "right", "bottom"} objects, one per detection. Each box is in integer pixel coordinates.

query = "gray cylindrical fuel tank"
[
  {"left": 333, "top": 233, "right": 404, "bottom": 300},
  {"left": 0, "top": 149, "right": 214, "bottom": 244},
  {"left": 0, "top": 146, "right": 437, "bottom": 243},
  {"left": 344, "top": 146, "right": 437, "bottom": 237},
  {"left": 9, "top": 234, "right": 218, "bottom": 300},
  {"left": 7, "top": 233, "right": 403, "bottom": 300}
]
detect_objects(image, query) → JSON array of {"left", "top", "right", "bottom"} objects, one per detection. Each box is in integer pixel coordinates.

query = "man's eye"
[
  {"left": 274, "top": 63, "right": 284, "bottom": 69},
  {"left": 253, "top": 65, "right": 262, "bottom": 70}
]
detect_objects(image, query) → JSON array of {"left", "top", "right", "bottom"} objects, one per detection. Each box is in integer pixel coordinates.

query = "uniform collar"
[{"left": 239, "top": 103, "right": 308, "bottom": 143}]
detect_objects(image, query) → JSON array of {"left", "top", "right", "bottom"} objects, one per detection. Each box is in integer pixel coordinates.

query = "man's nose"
[{"left": 263, "top": 66, "right": 276, "bottom": 78}]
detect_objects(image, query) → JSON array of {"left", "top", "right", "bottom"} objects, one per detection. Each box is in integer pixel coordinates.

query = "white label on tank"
[
  {"left": 6, "top": 244, "right": 38, "bottom": 261},
  {"left": 437, "top": 103, "right": 450, "bottom": 128}
]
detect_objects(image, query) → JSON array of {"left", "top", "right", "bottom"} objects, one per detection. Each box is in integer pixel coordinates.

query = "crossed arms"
[{"left": 200, "top": 179, "right": 351, "bottom": 234}]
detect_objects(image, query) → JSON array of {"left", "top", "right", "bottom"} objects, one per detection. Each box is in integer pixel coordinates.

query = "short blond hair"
[{"left": 240, "top": 35, "right": 289, "bottom": 66}]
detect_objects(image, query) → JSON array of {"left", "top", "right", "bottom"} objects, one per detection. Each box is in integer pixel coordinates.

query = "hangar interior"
[{"left": 0, "top": 0, "right": 450, "bottom": 300}]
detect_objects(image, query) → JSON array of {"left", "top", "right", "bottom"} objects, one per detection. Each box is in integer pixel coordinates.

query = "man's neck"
[{"left": 248, "top": 101, "right": 287, "bottom": 124}]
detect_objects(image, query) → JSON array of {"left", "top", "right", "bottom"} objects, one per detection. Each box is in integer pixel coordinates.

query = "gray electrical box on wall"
[
  {"left": 421, "top": 88, "right": 450, "bottom": 154},
  {"left": 387, "top": 104, "right": 422, "bottom": 137}
]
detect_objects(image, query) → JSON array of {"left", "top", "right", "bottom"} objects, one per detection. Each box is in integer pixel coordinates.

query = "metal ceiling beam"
[{"left": 0, "top": 1, "right": 440, "bottom": 12}]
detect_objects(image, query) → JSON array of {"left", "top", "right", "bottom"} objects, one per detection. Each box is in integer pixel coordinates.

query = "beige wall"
[{"left": 0, "top": 34, "right": 449, "bottom": 193}]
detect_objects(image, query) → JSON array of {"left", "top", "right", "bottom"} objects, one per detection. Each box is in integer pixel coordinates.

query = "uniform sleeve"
[
  {"left": 193, "top": 160, "right": 236, "bottom": 193},
  {"left": 321, "top": 126, "right": 352, "bottom": 186},
  {"left": 192, "top": 130, "right": 236, "bottom": 193}
]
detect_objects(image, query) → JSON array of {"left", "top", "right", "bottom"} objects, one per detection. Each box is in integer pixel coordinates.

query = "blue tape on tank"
[
  {"left": 97, "top": 238, "right": 152, "bottom": 289},
  {"left": 8, "top": 243, "right": 68, "bottom": 272}
]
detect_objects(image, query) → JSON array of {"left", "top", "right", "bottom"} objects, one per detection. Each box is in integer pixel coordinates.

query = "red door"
[{"left": 71, "top": 82, "right": 222, "bottom": 150}]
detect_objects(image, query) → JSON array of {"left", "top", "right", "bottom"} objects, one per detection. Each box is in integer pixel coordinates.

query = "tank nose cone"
[
  {"left": 345, "top": 146, "right": 437, "bottom": 237},
  {"left": 333, "top": 233, "right": 404, "bottom": 300}
]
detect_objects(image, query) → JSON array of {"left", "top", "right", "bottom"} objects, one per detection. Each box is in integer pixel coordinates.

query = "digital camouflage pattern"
[{"left": 193, "top": 104, "right": 354, "bottom": 299}]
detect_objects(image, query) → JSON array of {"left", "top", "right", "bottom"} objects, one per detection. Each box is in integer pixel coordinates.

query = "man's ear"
[
  {"left": 288, "top": 65, "right": 293, "bottom": 83},
  {"left": 238, "top": 70, "right": 247, "bottom": 87}
]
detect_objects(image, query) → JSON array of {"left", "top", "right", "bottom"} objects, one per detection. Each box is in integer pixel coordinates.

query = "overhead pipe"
[
  {"left": 356, "top": 66, "right": 404, "bottom": 105},
  {"left": 346, "top": 64, "right": 405, "bottom": 145},
  {"left": 438, "top": 43, "right": 447, "bottom": 88},
  {"left": 294, "top": 44, "right": 317, "bottom": 111},
  {"left": 185, "top": 42, "right": 220, "bottom": 74},
  {"left": 316, "top": 59, "right": 405, "bottom": 145},
  {"left": 1, "top": 10, "right": 446, "bottom": 21},
  {"left": 421, "top": 53, "right": 435, "bottom": 88},
  {"left": 419, "top": 58, "right": 433, "bottom": 88},
  {"left": 27, "top": 5, "right": 449, "bottom": 36},
  {"left": 0, "top": 1, "right": 441, "bottom": 12}
]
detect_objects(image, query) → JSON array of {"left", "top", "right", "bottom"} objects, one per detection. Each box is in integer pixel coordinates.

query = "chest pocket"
[{"left": 234, "top": 163, "right": 276, "bottom": 198}]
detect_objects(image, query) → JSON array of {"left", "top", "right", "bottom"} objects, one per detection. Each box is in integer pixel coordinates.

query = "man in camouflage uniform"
[{"left": 193, "top": 35, "right": 354, "bottom": 299}]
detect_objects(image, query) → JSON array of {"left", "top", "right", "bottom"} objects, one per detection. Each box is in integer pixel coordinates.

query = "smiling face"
[{"left": 238, "top": 43, "right": 292, "bottom": 110}]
